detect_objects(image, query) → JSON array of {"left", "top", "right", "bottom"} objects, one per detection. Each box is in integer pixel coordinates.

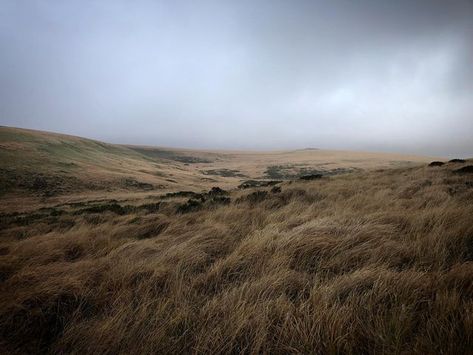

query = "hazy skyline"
[{"left": 1, "top": 0, "right": 472, "bottom": 157}]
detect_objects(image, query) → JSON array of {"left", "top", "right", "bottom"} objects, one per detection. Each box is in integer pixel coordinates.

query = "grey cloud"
[{"left": 1, "top": 0, "right": 472, "bottom": 156}]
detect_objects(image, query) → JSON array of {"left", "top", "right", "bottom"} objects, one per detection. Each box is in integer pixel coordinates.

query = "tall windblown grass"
[{"left": 1, "top": 164, "right": 472, "bottom": 354}]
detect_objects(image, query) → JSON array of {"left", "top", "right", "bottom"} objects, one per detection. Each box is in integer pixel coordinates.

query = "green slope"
[{"left": 0, "top": 127, "right": 175, "bottom": 196}]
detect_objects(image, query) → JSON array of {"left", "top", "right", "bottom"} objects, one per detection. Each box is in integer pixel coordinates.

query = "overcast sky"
[{"left": 1, "top": 0, "right": 472, "bottom": 156}]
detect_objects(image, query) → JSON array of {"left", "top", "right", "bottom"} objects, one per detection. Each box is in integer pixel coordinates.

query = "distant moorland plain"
[{"left": 1, "top": 127, "right": 472, "bottom": 354}]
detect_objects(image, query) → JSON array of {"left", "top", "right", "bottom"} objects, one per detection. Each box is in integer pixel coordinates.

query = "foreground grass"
[{"left": 1, "top": 164, "right": 472, "bottom": 354}]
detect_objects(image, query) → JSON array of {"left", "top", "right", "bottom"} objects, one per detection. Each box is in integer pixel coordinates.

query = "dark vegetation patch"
[
  {"left": 136, "top": 202, "right": 162, "bottom": 213},
  {"left": 0, "top": 290, "right": 97, "bottom": 353},
  {"left": 74, "top": 203, "right": 133, "bottom": 216},
  {"left": 238, "top": 180, "right": 282, "bottom": 189},
  {"left": 208, "top": 187, "right": 228, "bottom": 196},
  {"left": 209, "top": 196, "right": 231, "bottom": 205},
  {"left": 164, "top": 187, "right": 228, "bottom": 201},
  {"left": 299, "top": 174, "right": 323, "bottom": 181},
  {"left": 0, "top": 169, "right": 95, "bottom": 196},
  {"left": 162, "top": 191, "right": 205, "bottom": 200},
  {"left": 128, "top": 147, "right": 212, "bottom": 164},
  {"left": 175, "top": 187, "right": 230, "bottom": 213},
  {"left": 38, "top": 207, "right": 64, "bottom": 216},
  {"left": 237, "top": 191, "right": 268, "bottom": 204},
  {"left": 428, "top": 161, "right": 445, "bottom": 167},
  {"left": 449, "top": 159, "right": 466, "bottom": 163},
  {"left": 454, "top": 166, "right": 473, "bottom": 174},
  {"left": 264, "top": 165, "right": 355, "bottom": 180},
  {"left": 73, "top": 202, "right": 163, "bottom": 216},
  {"left": 122, "top": 178, "right": 154, "bottom": 190},
  {"left": 264, "top": 165, "right": 306, "bottom": 179},
  {"left": 176, "top": 199, "right": 202, "bottom": 214},
  {"left": 201, "top": 169, "right": 247, "bottom": 178},
  {"left": 0, "top": 210, "right": 76, "bottom": 232},
  {"left": 271, "top": 186, "right": 282, "bottom": 193}
]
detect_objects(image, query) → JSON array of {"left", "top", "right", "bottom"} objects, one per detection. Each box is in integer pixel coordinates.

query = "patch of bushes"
[
  {"left": 208, "top": 186, "right": 228, "bottom": 196},
  {"left": 136, "top": 202, "right": 161, "bottom": 213},
  {"left": 163, "top": 191, "right": 205, "bottom": 200},
  {"left": 176, "top": 199, "right": 203, "bottom": 214},
  {"left": 428, "top": 161, "right": 445, "bottom": 167},
  {"left": 454, "top": 166, "right": 473, "bottom": 174},
  {"left": 237, "top": 190, "right": 268, "bottom": 204},
  {"left": 201, "top": 169, "right": 247, "bottom": 178},
  {"left": 123, "top": 178, "right": 154, "bottom": 190},
  {"left": 74, "top": 203, "right": 133, "bottom": 216},
  {"left": 210, "top": 196, "right": 231, "bottom": 205},
  {"left": 238, "top": 180, "right": 281, "bottom": 189},
  {"left": 299, "top": 174, "right": 323, "bottom": 180}
]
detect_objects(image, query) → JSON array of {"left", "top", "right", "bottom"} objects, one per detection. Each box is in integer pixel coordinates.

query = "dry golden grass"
[{"left": 1, "top": 160, "right": 473, "bottom": 354}]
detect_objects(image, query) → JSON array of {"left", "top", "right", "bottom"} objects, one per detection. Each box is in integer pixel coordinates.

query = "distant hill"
[
  {"left": 0, "top": 126, "right": 438, "bottom": 198},
  {"left": 0, "top": 127, "right": 197, "bottom": 197}
]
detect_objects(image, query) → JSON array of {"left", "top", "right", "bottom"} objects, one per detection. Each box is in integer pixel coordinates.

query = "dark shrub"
[
  {"left": 163, "top": 191, "right": 204, "bottom": 200},
  {"left": 210, "top": 196, "right": 231, "bottom": 205},
  {"left": 239, "top": 191, "right": 268, "bottom": 204},
  {"left": 454, "top": 166, "right": 473, "bottom": 174},
  {"left": 208, "top": 187, "right": 228, "bottom": 196},
  {"left": 238, "top": 180, "right": 281, "bottom": 189},
  {"left": 176, "top": 199, "right": 202, "bottom": 214},
  {"left": 74, "top": 203, "right": 132, "bottom": 215},
  {"left": 428, "top": 161, "right": 445, "bottom": 167},
  {"left": 271, "top": 186, "right": 282, "bottom": 193},
  {"left": 137, "top": 203, "right": 161, "bottom": 213},
  {"left": 299, "top": 174, "right": 323, "bottom": 180}
]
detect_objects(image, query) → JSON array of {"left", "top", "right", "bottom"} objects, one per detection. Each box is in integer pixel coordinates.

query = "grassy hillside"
[
  {"left": 0, "top": 126, "right": 436, "bottom": 202},
  {"left": 1, "top": 152, "right": 473, "bottom": 353},
  {"left": 0, "top": 127, "right": 192, "bottom": 197}
]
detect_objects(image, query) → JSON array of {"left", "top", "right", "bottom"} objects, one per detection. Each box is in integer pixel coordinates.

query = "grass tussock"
[{"left": 0, "top": 164, "right": 473, "bottom": 354}]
